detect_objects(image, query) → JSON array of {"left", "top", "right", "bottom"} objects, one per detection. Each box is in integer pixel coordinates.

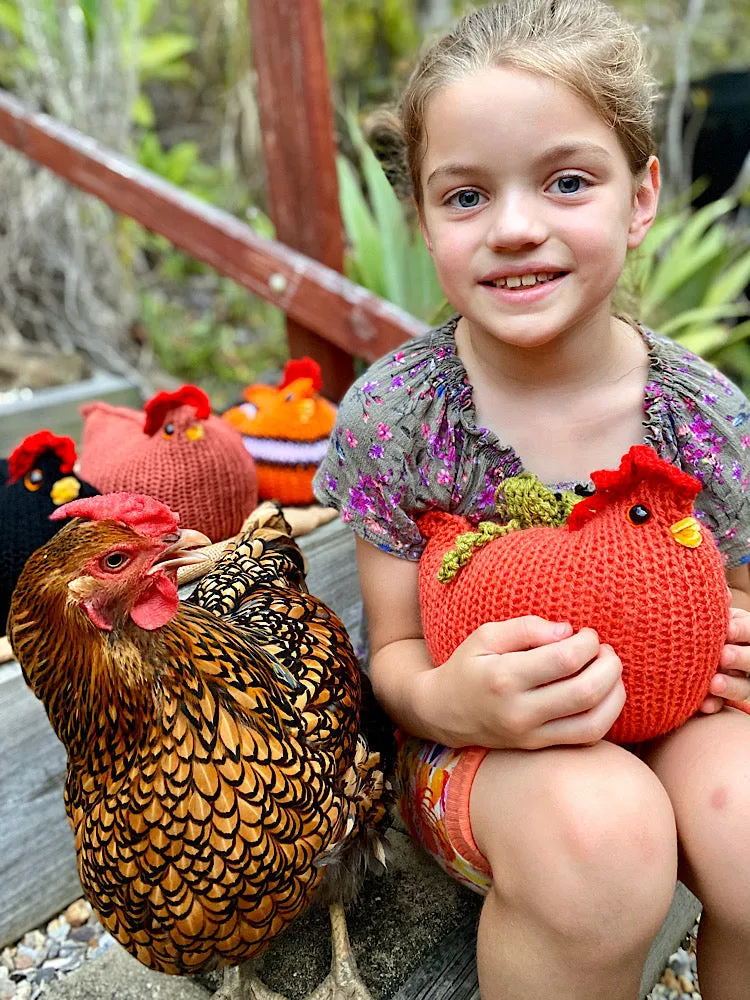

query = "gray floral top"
[{"left": 313, "top": 316, "right": 750, "bottom": 569}]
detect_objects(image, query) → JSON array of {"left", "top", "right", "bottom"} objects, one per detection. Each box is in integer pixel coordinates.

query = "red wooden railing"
[{"left": 0, "top": 0, "right": 428, "bottom": 400}]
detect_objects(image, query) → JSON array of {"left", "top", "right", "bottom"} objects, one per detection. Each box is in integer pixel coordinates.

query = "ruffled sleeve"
[
  {"left": 644, "top": 334, "right": 750, "bottom": 567},
  {"left": 313, "top": 321, "right": 475, "bottom": 559}
]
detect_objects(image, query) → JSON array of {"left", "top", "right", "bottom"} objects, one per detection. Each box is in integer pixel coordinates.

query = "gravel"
[{"left": 0, "top": 900, "right": 702, "bottom": 1000}]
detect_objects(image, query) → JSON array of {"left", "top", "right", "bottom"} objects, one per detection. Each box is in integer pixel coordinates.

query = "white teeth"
[{"left": 491, "top": 272, "right": 556, "bottom": 288}]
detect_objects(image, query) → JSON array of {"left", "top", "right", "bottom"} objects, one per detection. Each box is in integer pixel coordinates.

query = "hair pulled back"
[{"left": 386, "top": 0, "right": 657, "bottom": 211}]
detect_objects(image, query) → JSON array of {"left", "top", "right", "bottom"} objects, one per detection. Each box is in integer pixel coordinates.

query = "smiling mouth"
[{"left": 482, "top": 271, "right": 567, "bottom": 289}]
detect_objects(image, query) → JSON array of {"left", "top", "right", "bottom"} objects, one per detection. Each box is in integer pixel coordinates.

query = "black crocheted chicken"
[{"left": 0, "top": 430, "right": 98, "bottom": 633}]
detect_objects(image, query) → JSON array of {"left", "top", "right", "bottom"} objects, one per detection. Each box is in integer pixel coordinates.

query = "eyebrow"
[{"left": 425, "top": 142, "right": 614, "bottom": 188}]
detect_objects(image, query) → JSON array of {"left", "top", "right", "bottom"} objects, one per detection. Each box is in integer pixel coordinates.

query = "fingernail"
[{"left": 553, "top": 622, "right": 571, "bottom": 637}]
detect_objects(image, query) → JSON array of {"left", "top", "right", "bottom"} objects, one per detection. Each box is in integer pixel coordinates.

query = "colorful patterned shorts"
[{"left": 395, "top": 731, "right": 492, "bottom": 894}]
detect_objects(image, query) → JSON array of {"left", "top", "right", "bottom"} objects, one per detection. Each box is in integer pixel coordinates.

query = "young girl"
[{"left": 314, "top": 1, "right": 750, "bottom": 997}]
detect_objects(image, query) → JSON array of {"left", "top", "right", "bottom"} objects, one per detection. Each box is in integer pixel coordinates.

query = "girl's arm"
[{"left": 357, "top": 537, "right": 627, "bottom": 750}]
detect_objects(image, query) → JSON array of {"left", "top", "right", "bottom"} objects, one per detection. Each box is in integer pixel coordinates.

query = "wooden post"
[{"left": 250, "top": 0, "right": 355, "bottom": 401}]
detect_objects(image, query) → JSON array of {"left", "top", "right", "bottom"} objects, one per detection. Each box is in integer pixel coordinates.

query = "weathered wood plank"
[
  {"left": 0, "top": 518, "right": 360, "bottom": 947},
  {"left": 250, "top": 0, "right": 355, "bottom": 399},
  {"left": 0, "top": 90, "right": 427, "bottom": 370}
]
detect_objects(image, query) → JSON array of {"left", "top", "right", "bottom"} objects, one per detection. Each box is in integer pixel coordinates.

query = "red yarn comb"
[
  {"left": 279, "top": 357, "right": 322, "bottom": 391},
  {"left": 50, "top": 492, "right": 180, "bottom": 539},
  {"left": 143, "top": 385, "right": 211, "bottom": 436},
  {"left": 8, "top": 430, "right": 77, "bottom": 482},
  {"left": 568, "top": 445, "right": 701, "bottom": 531}
]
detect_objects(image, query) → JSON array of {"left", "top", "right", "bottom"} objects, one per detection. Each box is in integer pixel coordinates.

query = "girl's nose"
[{"left": 485, "top": 191, "right": 547, "bottom": 250}]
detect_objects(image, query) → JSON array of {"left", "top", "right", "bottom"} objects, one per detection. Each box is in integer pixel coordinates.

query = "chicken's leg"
[
  {"left": 213, "top": 963, "right": 288, "bottom": 1000},
  {"left": 304, "top": 902, "right": 373, "bottom": 1000}
]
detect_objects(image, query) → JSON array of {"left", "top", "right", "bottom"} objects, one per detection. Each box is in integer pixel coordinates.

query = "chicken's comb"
[
  {"left": 143, "top": 385, "right": 211, "bottom": 436},
  {"left": 279, "top": 357, "right": 322, "bottom": 392},
  {"left": 567, "top": 445, "right": 701, "bottom": 531},
  {"left": 8, "top": 430, "right": 76, "bottom": 482},
  {"left": 50, "top": 492, "right": 180, "bottom": 538}
]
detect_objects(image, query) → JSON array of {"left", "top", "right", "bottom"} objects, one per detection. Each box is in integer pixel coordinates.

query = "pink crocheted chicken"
[
  {"left": 419, "top": 445, "right": 737, "bottom": 745},
  {"left": 78, "top": 385, "right": 257, "bottom": 542}
]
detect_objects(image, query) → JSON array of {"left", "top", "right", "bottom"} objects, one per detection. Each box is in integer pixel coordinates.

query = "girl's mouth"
[{"left": 481, "top": 270, "right": 568, "bottom": 290}]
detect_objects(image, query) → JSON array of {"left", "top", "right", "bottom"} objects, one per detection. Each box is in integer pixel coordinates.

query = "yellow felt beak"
[
  {"left": 51, "top": 476, "right": 82, "bottom": 506},
  {"left": 185, "top": 424, "right": 205, "bottom": 441},
  {"left": 670, "top": 516, "right": 702, "bottom": 548}
]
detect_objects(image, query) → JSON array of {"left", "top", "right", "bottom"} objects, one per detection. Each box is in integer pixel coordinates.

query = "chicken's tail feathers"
[
  {"left": 190, "top": 501, "right": 308, "bottom": 616},
  {"left": 313, "top": 735, "right": 393, "bottom": 905}
]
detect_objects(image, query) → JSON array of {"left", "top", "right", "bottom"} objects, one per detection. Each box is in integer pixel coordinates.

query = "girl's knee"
[{"left": 473, "top": 743, "right": 677, "bottom": 940}]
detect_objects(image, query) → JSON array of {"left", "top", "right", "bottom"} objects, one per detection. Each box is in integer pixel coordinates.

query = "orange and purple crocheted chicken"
[{"left": 419, "top": 445, "right": 734, "bottom": 744}]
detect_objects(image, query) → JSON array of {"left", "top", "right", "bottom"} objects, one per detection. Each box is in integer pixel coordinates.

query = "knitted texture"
[
  {"left": 78, "top": 385, "right": 258, "bottom": 542},
  {"left": 1, "top": 432, "right": 98, "bottom": 633},
  {"left": 222, "top": 357, "right": 337, "bottom": 506},
  {"left": 418, "top": 445, "right": 729, "bottom": 745}
]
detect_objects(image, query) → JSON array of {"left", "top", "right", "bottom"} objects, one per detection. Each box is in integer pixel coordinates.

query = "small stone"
[
  {"left": 678, "top": 973, "right": 695, "bottom": 993},
  {"left": 14, "top": 983, "right": 30, "bottom": 1000},
  {"left": 85, "top": 933, "right": 115, "bottom": 961},
  {"left": 651, "top": 985, "right": 669, "bottom": 998},
  {"left": 63, "top": 901, "right": 91, "bottom": 928},
  {"left": 45, "top": 918, "right": 69, "bottom": 942},
  {"left": 0, "top": 951, "right": 14, "bottom": 973},
  {"left": 0, "top": 982, "right": 14, "bottom": 1000},
  {"left": 32, "top": 971, "right": 54, "bottom": 985},
  {"left": 11, "top": 959, "right": 31, "bottom": 975},
  {"left": 669, "top": 947, "right": 692, "bottom": 978},
  {"left": 662, "top": 968, "right": 680, "bottom": 992}
]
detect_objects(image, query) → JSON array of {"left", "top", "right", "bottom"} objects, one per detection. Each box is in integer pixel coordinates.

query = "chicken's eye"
[
  {"left": 162, "top": 423, "right": 176, "bottom": 438},
  {"left": 24, "top": 469, "right": 44, "bottom": 492},
  {"left": 627, "top": 504, "right": 652, "bottom": 525},
  {"left": 103, "top": 552, "right": 130, "bottom": 571}
]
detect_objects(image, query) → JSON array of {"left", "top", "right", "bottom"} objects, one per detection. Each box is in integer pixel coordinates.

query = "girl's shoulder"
[{"left": 642, "top": 325, "right": 750, "bottom": 567}]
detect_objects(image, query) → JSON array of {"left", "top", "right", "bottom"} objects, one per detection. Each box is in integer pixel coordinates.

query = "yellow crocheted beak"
[
  {"left": 670, "top": 516, "right": 702, "bottom": 548},
  {"left": 50, "top": 476, "right": 82, "bottom": 507},
  {"left": 185, "top": 424, "right": 205, "bottom": 441}
]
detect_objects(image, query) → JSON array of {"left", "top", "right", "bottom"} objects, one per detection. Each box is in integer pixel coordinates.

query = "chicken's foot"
[
  {"left": 213, "top": 963, "right": 288, "bottom": 1000},
  {"left": 303, "top": 902, "right": 373, "bottom": 1000}
]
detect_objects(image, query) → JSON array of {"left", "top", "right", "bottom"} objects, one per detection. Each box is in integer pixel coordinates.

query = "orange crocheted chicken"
[
  {"left": 419, "top": 445, "right": 731, "bottom": 745},
  {"left": 8, "top": 495, "right": 389, "bottom": 999},
  {"left": 79, "top": 385, "right": 258, "bottom": 542},
  {"left": 222, "top": 357, "right": 337, "bottom": 506}
]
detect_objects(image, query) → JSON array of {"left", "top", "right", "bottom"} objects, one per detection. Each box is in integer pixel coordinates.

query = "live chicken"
[{"left": 9, "top": 494, "right": 388, "bottom": 1000}]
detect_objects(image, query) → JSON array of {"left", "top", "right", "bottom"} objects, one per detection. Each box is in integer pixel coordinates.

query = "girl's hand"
[
  {"left": 422, "top": 616, "right": 626, "bottom": 750},
  {"left": 701, "top": 606, "right": 750, "bottom": 714}
]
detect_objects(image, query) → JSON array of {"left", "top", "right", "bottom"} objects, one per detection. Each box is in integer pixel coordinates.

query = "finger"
[
  {"left": 726, "top": 612, "right": 750, "bottom": 642},
  {"left": 525, "top": 643, "right": 623, "bottom": 725},
  {"left": 485, "top": 626, "right": 602, "bottom": 689},
  {"left": 472, "top": 616, "right": 575, "bottom": 655},
  {"left": 531, "top": 677, "right": 627, "bottom": 747},
  {"left": 710, "top": 670, "right": 750, "bottom": 703},
  {"left": 698, "top": 694, "right": 725, "bottom": 714}
]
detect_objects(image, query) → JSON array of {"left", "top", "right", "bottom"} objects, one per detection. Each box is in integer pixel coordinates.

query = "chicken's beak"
[
  {"left": 670, "top": 516, "right": 702, "bottom": 548},
  {"left": 149, "top": 528, "right": 212, "bottom": 574}
]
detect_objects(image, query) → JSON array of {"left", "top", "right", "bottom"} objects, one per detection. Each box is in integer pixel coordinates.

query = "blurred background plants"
[{"left": 0, "top": 0, "right": 748, "bottom": 397}]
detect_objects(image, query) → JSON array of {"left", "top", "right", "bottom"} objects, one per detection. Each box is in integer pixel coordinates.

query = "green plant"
[
  {"left": 0, "top": 0, "right": 195, "bottom": 126},
  {"left": 337, "top": 107, "right": 446, "bottom": 324},
  {"left": 621, "top": 195, "right": 750, "bottom": 371}
]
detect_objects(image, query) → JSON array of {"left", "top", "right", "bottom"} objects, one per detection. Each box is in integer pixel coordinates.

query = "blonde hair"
[{"left": 386, "top": 0, "right": 657, "bottom": 211}]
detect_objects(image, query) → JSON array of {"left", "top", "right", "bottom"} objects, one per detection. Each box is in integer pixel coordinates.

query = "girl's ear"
[{"left": 627, "top": 155, "right": 660, "bottom": 250}]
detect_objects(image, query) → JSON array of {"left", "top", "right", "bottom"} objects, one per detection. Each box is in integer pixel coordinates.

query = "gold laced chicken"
[{"left": 9, "top": 493, "right": 389, "bottom": 1000}]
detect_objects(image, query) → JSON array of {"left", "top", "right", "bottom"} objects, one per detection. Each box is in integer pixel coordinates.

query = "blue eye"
[
  {"left": 450, "top": 190, "right": 483, "bottom": 209},
  {"left": 551, "top": 175, "right": 586, "bottom": 195}
]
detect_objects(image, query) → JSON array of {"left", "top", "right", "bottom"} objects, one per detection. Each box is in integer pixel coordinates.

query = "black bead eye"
[
  {"left": 627, "top": 504, "right": 651, "bottom": 525},
  {"left": 103, "top": 552, "right": 128, "bottom": 570},
  {"left": 163, "top": 423, "right": 175, "bottom": 437}
]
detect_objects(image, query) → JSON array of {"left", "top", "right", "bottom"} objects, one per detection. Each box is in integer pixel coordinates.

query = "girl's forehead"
[{"left": 420, "top": 66, "right": 625, "bottom": 176}]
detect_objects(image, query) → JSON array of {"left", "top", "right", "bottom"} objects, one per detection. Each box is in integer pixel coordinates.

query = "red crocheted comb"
[
  {"left": 568, "top": 445, "right": 701, "bottom": 531},
  {"left": 8, "top": 430, "right": 77, "bottom": 482},
  {"left": 143, "top": 385, "right": 211, "bottom": 436},
  {"left": 50, "top": 492, "right": 180, "bottom": 539},
  {"left": 279, "top": 357, "right": 322, "bottom": 391}
]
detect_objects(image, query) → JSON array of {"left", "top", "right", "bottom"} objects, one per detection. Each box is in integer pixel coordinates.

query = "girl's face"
[{"left": 419, "top": 67, "right": 659, "bottom": 353}]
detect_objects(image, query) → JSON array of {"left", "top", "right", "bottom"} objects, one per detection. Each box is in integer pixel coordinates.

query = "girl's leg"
[
  {"left": 470, "top": 740, "right": 678, "bottom": 1000},
  {"left": 644, "top": 708, "right": 750, "bottom": 1000}
]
